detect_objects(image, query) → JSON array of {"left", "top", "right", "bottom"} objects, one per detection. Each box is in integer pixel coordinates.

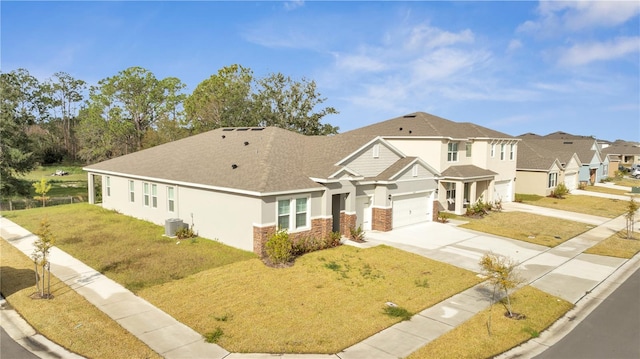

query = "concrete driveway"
[{"left": 362, "top": 215, "right": 628, "bottom": 304}]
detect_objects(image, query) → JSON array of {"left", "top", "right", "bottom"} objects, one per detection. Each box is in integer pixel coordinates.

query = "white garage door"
[
  {"left": 392, "top": 193, "right": 432, "bottom": 228},
  {"left": 494, "top": 180, "right": 512, "bottom": 202},
  {"left": 564, "top": 173, "right": 577, "bottom": 190}
]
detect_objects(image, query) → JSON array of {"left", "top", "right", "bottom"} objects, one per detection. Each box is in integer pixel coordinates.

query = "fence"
[{"left": 0, "top": 196, "right": 90, "bottom": 211}]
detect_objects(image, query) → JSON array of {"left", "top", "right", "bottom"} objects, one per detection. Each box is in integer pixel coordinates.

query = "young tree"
[
  {"left": 33, "top": 178, "right": 52, "bottom": 207},
  {"left": 32, "top": 217, "right": 56, "bottom": 298},
  {"left": 625, "top": 197, "right": 639, "bottom": 239},
  {"left": 479, "top": 252, "right": 524, "bottom": 334}
]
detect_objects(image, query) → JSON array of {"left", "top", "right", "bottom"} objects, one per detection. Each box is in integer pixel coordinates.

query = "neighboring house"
[
  {"left": 517, "top": 133, "right": 605, "bottom": 188},
  {"left": 84, "top": 125, "right": 440, "bottom": 255},
  {"left": 601, "top": 140, "right": 640, "bottom": 170},
  {"left": 516, "top": 139, "right": 581, "bottom": 196},
  {"left": 606, "top": 154, "right": 621, "bottom": 177},
  {"left": 84, "top": 112, "right": 518, "bottom": 254},
  {"left": 343, "top": 112, "right": 519, "bottom": 215}
]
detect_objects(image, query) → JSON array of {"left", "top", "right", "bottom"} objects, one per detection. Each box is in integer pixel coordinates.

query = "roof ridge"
[{"left": 257, "top": 128, "right": 279, "bottom": 192}]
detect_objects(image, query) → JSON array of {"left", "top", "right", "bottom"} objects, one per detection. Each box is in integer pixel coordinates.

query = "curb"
[
  {"left": 495, "top": 254, "right": 640, "bottom": 358},
  {"left": 0, "top": 295, "right": 85, "bottom": 359}
]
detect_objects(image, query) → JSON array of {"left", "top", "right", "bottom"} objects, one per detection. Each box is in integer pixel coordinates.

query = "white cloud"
[
  {"left": 404, "top": 25, "right": 474, "bottom": 51},
  {"left": 332, "top": 52, "right": 388, "bottom": 73},
  {"left": 558, "top": 36, "right": 640, "bottom": 66},
  {"left": 519, "top": 0, "right": 640, "bottom": 34},
  {"left": 507, "top": 39, "right": 523, "bottom": 53},
  {"left": 283, "top": 0, "right": 304, "bottom": 11}
]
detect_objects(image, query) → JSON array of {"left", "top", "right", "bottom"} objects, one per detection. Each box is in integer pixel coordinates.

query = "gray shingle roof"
[
  {"left": 344, "top": 112, "right": 515, "bottom": 139},
  {"left": 517, "top": 138, "right": 598, "bottom": 166},
  {"left": 85, "top": 127, "right": 377, "bottom": 194},
  {"left": 441, "top": 165, "right": 497, "bottom": 179}
]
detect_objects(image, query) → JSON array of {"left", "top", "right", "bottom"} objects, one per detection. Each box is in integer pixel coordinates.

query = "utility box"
[
  {"left": 165, "top": 218, "right": 185, "bottom": 237},
  {"left": 631, "top": 187, "right": 640, "bottom": 194}
]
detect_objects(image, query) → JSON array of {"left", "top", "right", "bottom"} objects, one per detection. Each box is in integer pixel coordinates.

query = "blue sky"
[{"left": 2, "top": 1, "right": 639, "bottom": 142}]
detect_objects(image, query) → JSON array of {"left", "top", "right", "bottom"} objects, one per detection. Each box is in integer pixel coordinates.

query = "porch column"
[
  {"left": 455, "top": 181, "right": 464, "bottom": 215},
  {"left": 87, "top": 173, "right": 95, "bottom": 204},
  {"left": 470, "top": 181, "right": 477, "bottom": 204}
]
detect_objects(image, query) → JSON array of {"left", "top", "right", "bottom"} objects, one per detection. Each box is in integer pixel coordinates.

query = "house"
[
  {"left": 515, "top": 139, "right": 581, "bottom": 196},
  {"left": 84, "top": 112, "right": 518, "bottom": 254},
  {"left": 601, "top": 140, "right": 640, "bottom": 170},
  {"left": 343, "top": 112, "right": 519, "bottom": 215},
  {"left": 517, "top": 133, "right": 605, "bottom": 189}
]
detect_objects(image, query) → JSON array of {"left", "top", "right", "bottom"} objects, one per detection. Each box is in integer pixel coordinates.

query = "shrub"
[
  {"left": 175, "top": 225, "right": 197, "bottom": 240},
  {"left": 327, "top": 231, "right": 342, "bottom": 248},
  {"left": 437, "top": 211, "right": 450, "bottom": 223},
  {"left": 550, "top": 182, "right": 569, "bottom": 199},
  {"left": 382, "top": 305, "right": 413, "bottom": 321},
  {"left": 265, "top": 229, "right": 293, "bottom": 264},
  {"left": 465, "top": 196, "right": 492, "bottom": 217},
  {"left": 204, "top": 327, "right": 224, "bottom": 343},
  {"left": 349, "top": 225, "right": 365, "bottom": 242}
]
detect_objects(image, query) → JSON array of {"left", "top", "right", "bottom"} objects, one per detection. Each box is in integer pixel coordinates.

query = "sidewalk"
[{"left": 1, "top": 202, "right": 638, "bottom": 359}]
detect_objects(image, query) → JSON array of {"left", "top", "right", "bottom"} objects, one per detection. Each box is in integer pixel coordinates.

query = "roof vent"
[
  {"left": 222, "top": 135, "right": 226, "bottom": 139},
  {"left": 399, "top": 127, "right": 403, "bottom": 131},
  {"left": 563, "top": 141, "right": 573, "bottom": 145},
  {"left": 237, "top": 128, "right": 249, "bottom": 131},
  {"left": 222, "top": 128, "right": 234, "bottom": 131},
  {"left": 244, "top": 141, "right": 249, "bottom": 146},
  {"left": 251, "top": 128, "right": 265, "bottom": 131},
  {"left": 409, "top": 130, "right": 412, "bottom": 134},
  {"left": 231, "top": 164, "right": 238, "bottom": 169},
  {"left": 403, "top": 114, "right": 417, "bottom": 118}
]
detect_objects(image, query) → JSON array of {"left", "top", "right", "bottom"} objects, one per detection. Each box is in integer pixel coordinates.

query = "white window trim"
[
  {"left": 412, "top": 164, "right": 418, "bottom": 177},
  {"left": 143, "top": 182, "right": 150, "bottom": 207},
  {"left": 509, "top": 144, "right": 515, "bottom": 161},
  {"left": 447, "top": 142, "right": 458, "bottom": 162},
  {"left": 500, "top": 144, "right": 506, "bottom": 161},
  {"left": 465, "top": 142, "right": 472, "bottom": 157},
  {"left": 167, "top": 186, "right": 175, "bottom": 213},
  {"left": 276, "top": 196, "right": 311, "bottom": 232},
  {"left": 491, "top": 144, "right": 495, "bottom": 158},
  {"left": 105, "top": 176, "right": 111, "bottom": 197},
  {"left": 129, "top": 180, "right": 135, "bottom": 203},
  {"left": 548, "top": 173, "right": 558, "bottom": 188},
  {"left": 151, "top": 184, "right": 158, "bottom": 209}
]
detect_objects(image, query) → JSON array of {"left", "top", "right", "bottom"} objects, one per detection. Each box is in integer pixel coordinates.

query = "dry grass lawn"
[
  {"left": 614, "top": 177, "right": 640, "bottom": 188},
  {"left": 408, "top": 286, "right": 574, "bottom": 359},
  {"left": 460, "top": 211, "right": 591, "bottom": 247},
  {"left": 584, "top": 230, "right": 640, "bottom": 258},
  {"left": 583, "top": 185, "right": 635, "bottom": 196},
  {"left": 139, "top": 245, "right": 483, "bottom": 353},
  {"left": 0, "top": 239, "right": 160, "bottom": 359},
  {"left": 4, "top": 204, "right": 256, "bottom": 292},
  {"left": 515, "top": 193, "right": 629, "bottom": 218}
]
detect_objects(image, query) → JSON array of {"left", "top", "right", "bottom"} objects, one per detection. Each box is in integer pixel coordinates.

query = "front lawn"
[
  {"left": 408, "top": 286, "right": 573, "bottom": 359},
  {"left": 514, "top": 193, "right": 630, "bottom": 218},
  {"left": 139, "top": 245, "right": 483, "bottom": 353},
  {"left": 4, "top": 204, "right": 256, "bottom": 292},
  {"left": 460, "top": 211, "right": 591, "bottom": 247},
  {"left": 584, "top": 230, "right": 640, "bottom": 258},
  {"left": 0, "top": 239, "right": 161, "bottom": 359}
]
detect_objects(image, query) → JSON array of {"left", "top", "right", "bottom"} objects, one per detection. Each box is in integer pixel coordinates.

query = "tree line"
[{"left": 1, "top": 65, "right": 339, "bottom": 197}]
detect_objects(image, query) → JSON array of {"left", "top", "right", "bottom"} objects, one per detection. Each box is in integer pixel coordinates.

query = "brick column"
[
  {"left": 372, "top": 207, "right": 392, "bottom": 232},
  {"left": 253, "top": 225, "right": 276, "bottom": 257},
  {"left": 340, "top": 212, "right": 356, "bottom": 236}
]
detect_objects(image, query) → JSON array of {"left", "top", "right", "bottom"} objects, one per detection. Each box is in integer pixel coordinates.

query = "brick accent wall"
[
  {"left": 253, "top": 217, "right": 333, "bottom": 257},
  {"left": 372, "top": 207, "right": 392, "bottom": 232},
  {"left": 432, "top": 200, "right": 443, "bottom": 222},
  {"left": 340, "top": 212, "right": 356, "bottom": 236}
]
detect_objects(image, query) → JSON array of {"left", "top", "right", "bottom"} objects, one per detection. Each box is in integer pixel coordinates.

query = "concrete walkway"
[{"left": 1, "top": 192, "right": 638, "bottom": 359}]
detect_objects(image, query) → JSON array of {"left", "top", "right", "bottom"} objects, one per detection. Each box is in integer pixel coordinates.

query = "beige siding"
[
  {"left": 516, "top": 171, "right": 552, "bottom": 196},
  {"left": 343, "top": 142, "right": 401, "bottom": 177},
  {"left": 386, "top": 139, "right": 443, "bottom": 170}
]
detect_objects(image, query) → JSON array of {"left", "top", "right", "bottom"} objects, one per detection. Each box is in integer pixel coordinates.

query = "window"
[
  {"left": 151, "top": 184, "right": 158, "bottom": 208},
  {"left": 446, "top": 182, "right": 456, "bottom": 202},
  {"left": 105, "top": 176, "right": 111, "bottom": 197},
  {"left": 548, "top": 173, "right": 558, "bottom": 188},
  {"left": 167, "top": 187, "right": 175, "bottom": 213},
  {"left": 412, "top": 164, "right": 418, "bottom": 177},
  {"left": 372, "top": 144, "right": 380, "bottom": 158},
  {"left": 465, "top": 142, "right": 472, "bottom": 157},
  {"left": 510, "top": 144, "right": 515, "bottom": 160},
  {"left": 129, "top": 180, "right": 135, "bottom": 202},
  {"left": 277, "top": 197, "right": 309, "bottom": 230},
  {"left": 143, "top": 183, "right": 150, "bottom": 207},
  {"left": 500, "top": 144, "right": 506, "bottom": 160},
  {"left": 447, "top": 142, "right": 458, "bottom": 162},
  {"left": 490, "top": 144, "right": 496, "bottom": 158}
]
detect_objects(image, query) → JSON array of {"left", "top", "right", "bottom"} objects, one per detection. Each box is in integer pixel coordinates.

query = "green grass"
[
  {"left": 515, "top": 193, "right": 630, "bottom": 218},
  {"left": 139, "top": 245, "right": 483, "bottom": 353},
  {"left": 584, "top": 230, "right": 640, "bottom": 258},
  {"left": 408, "top": 286, "right": 574, "bottom": 359},
  {"left": 15, "top": 165, "right": 89, "bottom": 199},
  {"left": 460, "top": 211, "right": 591, "bottom": 247},
  {"left": 0, "top": 239, "right": 161, "bottom": 359},
  {"left": 4, "top": 204, "right": 256, "bottom": 292}
]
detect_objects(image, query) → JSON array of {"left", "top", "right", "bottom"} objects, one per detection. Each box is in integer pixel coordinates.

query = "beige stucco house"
[
  {"left": 84, "top": 112, "right": 518, "bottom": 254},
  {"left": 516, "top": 139, "right": 582, "bottom": 196}
]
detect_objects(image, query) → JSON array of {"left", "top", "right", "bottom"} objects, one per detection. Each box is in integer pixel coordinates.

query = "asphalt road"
[
  {"left": 535, "top": 267, "right": 640, "bottom": 359},
  {"left": 0, "top": 326, "right": 40, "bottom": 359}
]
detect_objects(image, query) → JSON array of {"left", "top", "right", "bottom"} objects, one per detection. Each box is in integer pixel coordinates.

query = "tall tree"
[
  {"left": 47, "top": 72, "right": 86, "bottom": 160},
  {"left": 184, "top": 64, "right": 254, "bottom": 134},
  {"left": 253, "top": 73, "right": 339, "bottom": 135},
  {"left": 78, "top": 67, "right": 186, "bottom": 162},
  {"left": 0, "top": 69, "right": 39, "bottom": 197}
]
